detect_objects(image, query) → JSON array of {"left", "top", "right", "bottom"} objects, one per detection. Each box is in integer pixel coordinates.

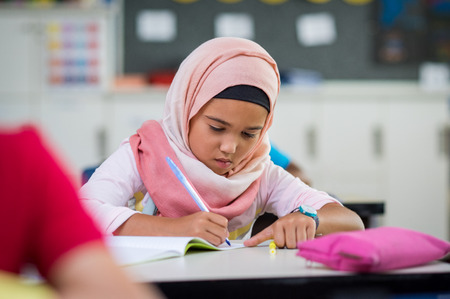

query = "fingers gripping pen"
[{"left": 166, "top": 156, "right": 231, "bottom": 246}]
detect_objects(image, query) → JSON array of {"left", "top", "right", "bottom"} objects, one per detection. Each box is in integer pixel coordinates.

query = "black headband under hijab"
[{"left": 214, "top": 85, "right": 270, "bottom": 112}]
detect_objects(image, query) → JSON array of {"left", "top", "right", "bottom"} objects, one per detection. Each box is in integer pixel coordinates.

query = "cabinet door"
[
  {"left": 315, "top": 100, "right": 384, "bottom": 201},
  {"left": 0, "top": 13, "right": 41, "bottom": 94},
  {"left": 385, "top": 100, "right": 448, "bottom": 240},
  {"left": 106, "top": 91, "right": 166, "bottom": 156},
  {"left": 269, "top": 96, "right": 317, "bottom": 175},
  {"left": 39, "top": 94, "right": 105, "bottom": 184},
  {"left": 0, "top": 95, "right": 38, "bottom": 125}
]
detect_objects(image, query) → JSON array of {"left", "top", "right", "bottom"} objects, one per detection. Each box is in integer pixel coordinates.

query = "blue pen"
[{"left": 165, "top": 156, "right": 231, "bottom": 246}]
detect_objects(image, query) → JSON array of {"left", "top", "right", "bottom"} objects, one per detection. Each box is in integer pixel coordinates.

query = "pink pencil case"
[{"left": 297, "top": 226, "right": 450, "bottom": 272}]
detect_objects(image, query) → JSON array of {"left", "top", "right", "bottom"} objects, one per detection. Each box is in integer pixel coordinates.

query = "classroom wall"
[
  {"left": 0, "top": 1, "right": 449, "bottom": 240},
  {"left": 123, "top": 0, "right": 430, "bottom": 80}
]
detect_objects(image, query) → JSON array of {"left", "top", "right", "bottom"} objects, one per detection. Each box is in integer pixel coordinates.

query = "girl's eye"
[
  {"left": 243, "top": 132, "right": 257, "bottom": 139},
  {"left": 209, "top": 125, "right": 224, "bottom": 132}
]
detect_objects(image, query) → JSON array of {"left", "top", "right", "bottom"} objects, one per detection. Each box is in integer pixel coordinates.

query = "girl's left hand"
[{"left": 243, "top": 212, "right": 316, "bottom": 249}]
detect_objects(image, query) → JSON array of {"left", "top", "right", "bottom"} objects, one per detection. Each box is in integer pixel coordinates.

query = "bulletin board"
[
  {"left": 122, "top": 0, "right": 432, "bottom": 80},
  {"left": 44, "top": 17, "right": 105, "bottom": 91}
]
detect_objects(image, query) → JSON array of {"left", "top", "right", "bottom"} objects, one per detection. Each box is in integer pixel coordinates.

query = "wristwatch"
[{"left": 291, "top": 204, "right": 319, "bottom": 230}]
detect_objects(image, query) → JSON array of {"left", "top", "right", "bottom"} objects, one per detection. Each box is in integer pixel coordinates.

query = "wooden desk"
[{"left": 123, "top": 245, "right": 450, "bottom": 299}]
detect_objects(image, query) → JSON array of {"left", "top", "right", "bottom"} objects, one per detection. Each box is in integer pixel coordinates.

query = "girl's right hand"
[
  {"left": 169, "top": 211, "right": 229, "bottom": 246},
  {"left": 114, "top": 212, "right": 229, "bottom": 247}
]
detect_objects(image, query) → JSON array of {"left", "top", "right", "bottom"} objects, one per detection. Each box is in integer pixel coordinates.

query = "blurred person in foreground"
[{"left": 0, "top": 125, "right": 164, "bottom": 299}]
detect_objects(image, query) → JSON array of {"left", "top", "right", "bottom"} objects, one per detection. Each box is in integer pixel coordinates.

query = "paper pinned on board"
[
  {"left": 215, "top": 13, "right": 254, "bottom": 40},
  {"left": 137, "top": 10, "right": 177, "bottom": 42},
  {"left": 296, "top": 12, "right": 336, "bottom": 47},
  {"left": 419, "top": 62, "right": 450, "bottom": 92}
]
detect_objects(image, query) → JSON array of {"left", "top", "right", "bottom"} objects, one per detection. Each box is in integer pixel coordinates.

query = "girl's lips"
[{"left": 215, "top": 159, "right": 232, "bottom": 169}]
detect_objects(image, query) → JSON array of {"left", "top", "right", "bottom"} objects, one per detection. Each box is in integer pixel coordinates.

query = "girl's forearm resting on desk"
[
  {"left": 113, "top": 211, "right": 230, "bottom": 247},
  {"left": 316, "top": 202, "right": 365, "bottom": 235}
]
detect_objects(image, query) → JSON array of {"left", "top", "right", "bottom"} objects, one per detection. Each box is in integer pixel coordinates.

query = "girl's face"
[{"left": 188, "top": 98, "right": 268, "bottom": 176}]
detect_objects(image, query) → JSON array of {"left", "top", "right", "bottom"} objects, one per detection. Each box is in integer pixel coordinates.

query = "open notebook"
[{"left": 106, "top": 236, "right": 245, "bottom": 266}]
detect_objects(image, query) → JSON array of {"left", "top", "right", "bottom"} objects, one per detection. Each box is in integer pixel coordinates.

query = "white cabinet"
[
  {"left": 0, "top": 13, "right": 41, "bottom": 94},
  {"left": 39, "top": 94, "right": 105, "bottom": 182},
  {"left": 272, "top": 89, "right": 386, "bottom": 201},
  {"left": 104, "top": 89, "right": 167, "bottom": 156},
  {"left": 0, "top": 11, "right": 42, "bottom": 127},
  {"left": 1, "top": 93, "right": 106, "bottom": 184},
  {"left": 384, "top": 99, "right": 448, "bottom": 240},
  {"left": 0, "top": 6, "right": 117, "bottom": 185},
  {"left": 314, "top": 100, "right": 384, "bottom": 200},
  {"left": 269, "top": 94, "right": 317, "bottom": 174},
  {"left": 273, "top": 83, "right": 449, "bottom": 240},
  {"left": 0, "top": 95, "right": 39, "bottom": 126}
]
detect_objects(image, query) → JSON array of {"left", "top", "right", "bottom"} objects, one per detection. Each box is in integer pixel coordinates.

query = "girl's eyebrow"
[
  {"left": 205, "top": 115, "right": 264, "bottom": 131},
  {"left": 206, "top": 115, "right": 229, "bottom": 126}
]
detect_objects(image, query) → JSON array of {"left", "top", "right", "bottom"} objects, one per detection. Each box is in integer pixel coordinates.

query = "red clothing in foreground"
[{"left": 0, "top": 126, "right": 103, "bottom": 278}]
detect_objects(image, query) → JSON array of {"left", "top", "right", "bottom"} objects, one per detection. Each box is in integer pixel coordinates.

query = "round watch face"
[{"left": 299, "top": 205, "right": 317, "bottom": 217}]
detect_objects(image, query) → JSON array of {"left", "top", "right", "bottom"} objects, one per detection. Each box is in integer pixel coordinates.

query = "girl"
[{"left": 80, "top": 37, "right": 364, "bottom": 249}]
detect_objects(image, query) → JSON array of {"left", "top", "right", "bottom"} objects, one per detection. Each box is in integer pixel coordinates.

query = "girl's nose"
[{"left": 219, "top": 135, "right": 238, "bottom": 154}]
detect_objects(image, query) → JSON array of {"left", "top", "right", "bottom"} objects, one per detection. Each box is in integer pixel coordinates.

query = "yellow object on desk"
[{"left": 269, "top": 241, "right": 277, "bottom": 256}]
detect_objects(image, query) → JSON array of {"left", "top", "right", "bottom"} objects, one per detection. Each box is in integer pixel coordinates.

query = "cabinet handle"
[
  {"left": 306, "top": 127, "right": 316, "bottom": 158},
  {"left": 438, "top": 125, "right": 449, "bottom": 157},
  {"left": 97, "top": 127, "right": 107, "bottom": 160},
  {"left": 372, "top": 126, "right": 383, "bottom": 158}
]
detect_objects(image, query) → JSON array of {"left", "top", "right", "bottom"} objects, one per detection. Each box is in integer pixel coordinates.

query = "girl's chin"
[
  {"left": 208, "top": 165, "right": 229, "bottom": 176},
  {"left": 212, "top": 168, "right": 229, "bottom": 176}
]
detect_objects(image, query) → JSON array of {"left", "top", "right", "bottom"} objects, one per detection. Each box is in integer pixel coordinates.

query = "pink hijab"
[{"left": 130, "top": 37, "right": 280, "bottom": 220}]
